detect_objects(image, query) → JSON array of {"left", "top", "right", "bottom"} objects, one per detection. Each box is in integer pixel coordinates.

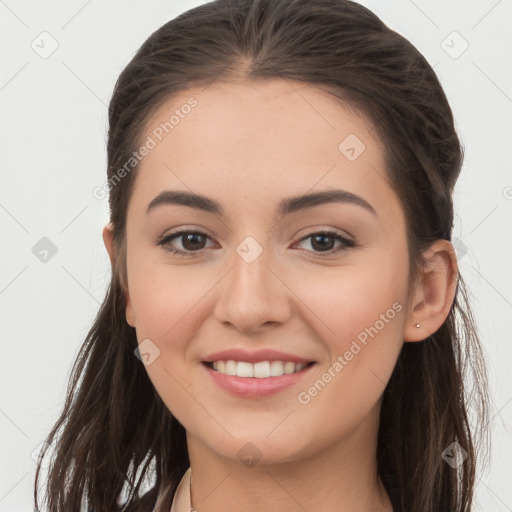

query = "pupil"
[
  {"left": 183, "top": 233, "right": 205, "bottom": 250},
  {"left": 312, "top": 234, "right": 333, "bottom": 251}
]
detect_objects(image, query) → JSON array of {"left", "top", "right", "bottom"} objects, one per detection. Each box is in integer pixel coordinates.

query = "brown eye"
[
  {"left": 310, "top": 233, "right": 336, "bottom": 252},
  {"left": 180, "top": 232, "right": 208, "bottom": 250},
  {"left": 157, "top": 230, "right": 215, "bottom": 256},
  {"left": 295, "top": 231, "right": 356, "bottom": 256}
]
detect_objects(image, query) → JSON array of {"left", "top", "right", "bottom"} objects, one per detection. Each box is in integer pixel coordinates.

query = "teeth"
[
  {"left": 254, "top": 361, "right": 270, "bottom": 378},
  {"left": 283, "top": 362, "right": 296, "bottom": 374},
  {"left": 270, "top": 361, "right": 284, "bottom": 376},
  {"left": 210, "top": 360, "right": 308, "bottom": 378},
  {"left": 236, "top": 361, "right": 253, "bottom": 378},
  {"left": 225, "top": 360, "right": 237, "bottom": 375}
]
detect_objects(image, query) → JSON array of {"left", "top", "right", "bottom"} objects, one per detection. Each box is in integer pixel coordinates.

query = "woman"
[{"left": 34, "top": 0, "right": 491, "bottom": 511}]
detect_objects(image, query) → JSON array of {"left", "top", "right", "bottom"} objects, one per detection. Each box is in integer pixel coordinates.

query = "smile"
[
  {"left": 205, "top": 360, "right": 313, "bottom": 378},
  {"left": 202, "top": 360, "right": 316, "bottom": 398}
]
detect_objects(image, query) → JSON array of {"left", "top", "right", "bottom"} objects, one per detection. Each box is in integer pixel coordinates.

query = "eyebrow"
[{"left": 146, "top": 188, "right": 377, "bottom": 217}]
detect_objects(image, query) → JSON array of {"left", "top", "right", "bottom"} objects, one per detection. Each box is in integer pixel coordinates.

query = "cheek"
[
  {"left": 296, "top": 257, "right": 408, "bottom": 344},
  {"left": 127, "top": 257, "right": 213, "bottom": 344},
  {"left": 126, "top": 262, "right": 209, "bottom": 420},
  {"left": 292, "top": 257, "right": 408, "bottom": 406},
  {"left": 289, "top": 287, "right": 406, "bottom": 451}
]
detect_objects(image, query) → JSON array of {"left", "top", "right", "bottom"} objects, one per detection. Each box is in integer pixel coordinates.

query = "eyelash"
[{"left": 156, "top": 229, "right": 356, "bottom": 258}]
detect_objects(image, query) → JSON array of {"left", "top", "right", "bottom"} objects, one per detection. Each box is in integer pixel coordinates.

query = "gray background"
[{"left": 1, "top": 0, "right": 511, "bottom": 510}]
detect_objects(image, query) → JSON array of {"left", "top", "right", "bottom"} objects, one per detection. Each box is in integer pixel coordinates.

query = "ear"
[
  {"left": 102, "top": 222, "right": 116, "bottom": 267},
  {"left": 102, "top": 223, "right": 136, "bottom": 328},
  {"left": 404, "top": 239, "right": 458, "bottom": 342}
]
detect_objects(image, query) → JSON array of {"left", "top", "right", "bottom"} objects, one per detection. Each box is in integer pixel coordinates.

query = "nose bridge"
[{"left": 213, "top": 233, "right": 291, "bottom": 332}]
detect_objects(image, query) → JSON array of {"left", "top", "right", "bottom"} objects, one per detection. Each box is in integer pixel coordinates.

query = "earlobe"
[
  {"left": 404, "top": 240, "right": 458, "bottom": 342},
  {"left": 102, "top": 223, "right": 136, "bottom": 328}
]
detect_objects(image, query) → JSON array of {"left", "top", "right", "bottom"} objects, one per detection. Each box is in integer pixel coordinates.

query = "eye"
[
  {"left": 156, "top": 228, "right": 356, "bottom": 258},
  {"left": 294, "top": 230, "right": 356, "bottom": 256},
  {"left": 157, "top": 230, "right": 216, "bottom": 256}
]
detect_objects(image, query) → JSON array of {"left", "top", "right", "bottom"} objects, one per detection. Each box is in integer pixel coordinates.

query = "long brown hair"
[{"left": 34, "top": 1, "right": 491, "bottom": 510}]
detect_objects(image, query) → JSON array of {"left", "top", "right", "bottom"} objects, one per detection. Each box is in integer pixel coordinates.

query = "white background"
[{"left": 1, "top": 0, "right": 511, "bottom": 510}]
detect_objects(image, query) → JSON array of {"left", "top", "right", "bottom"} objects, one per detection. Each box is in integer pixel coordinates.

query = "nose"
[{"left": 213, "top": 242, "right": 292, "bottom": 334}]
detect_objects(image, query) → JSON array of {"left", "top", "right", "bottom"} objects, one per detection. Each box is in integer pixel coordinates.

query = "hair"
[{"left": 34, "top": 1, "right": 491, "bottom": 511}]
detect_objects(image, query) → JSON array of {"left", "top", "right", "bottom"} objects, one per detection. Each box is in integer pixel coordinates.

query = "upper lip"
[{"left": 203, "top": 348, "right": 314, "bottom": 364}]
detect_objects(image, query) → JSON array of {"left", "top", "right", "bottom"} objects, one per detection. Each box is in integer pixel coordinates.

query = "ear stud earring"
[{"left": 415, "top": 323, "right": 420, "bottom": 328}]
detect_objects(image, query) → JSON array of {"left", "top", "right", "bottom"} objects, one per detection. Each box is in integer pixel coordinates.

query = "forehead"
[
  {"left": 141, "top": 77, "right": 382, "bottom": 166},
  {"left": 129, "top": 77, "right": 399, "bottom": 222}
]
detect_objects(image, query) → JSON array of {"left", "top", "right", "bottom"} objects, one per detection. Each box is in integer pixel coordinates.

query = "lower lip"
[{"left": 202, "top": 362, "right": 315, "bottom": 398}]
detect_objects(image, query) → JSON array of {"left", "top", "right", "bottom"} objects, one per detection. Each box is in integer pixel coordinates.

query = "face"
[{"left": 117, "top": 78, "right": 414, "bottom": 464}]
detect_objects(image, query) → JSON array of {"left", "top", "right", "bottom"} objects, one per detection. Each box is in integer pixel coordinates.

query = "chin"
[{"left": 195, "top": 424, "right": 327, "bottom": 467}]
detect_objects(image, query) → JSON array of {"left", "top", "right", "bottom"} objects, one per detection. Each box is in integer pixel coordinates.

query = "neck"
[{"left": 185, "top": 405, "right": 393, "bottom": 512}]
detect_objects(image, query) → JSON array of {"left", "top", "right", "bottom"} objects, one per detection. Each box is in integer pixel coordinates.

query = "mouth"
[
  {"left": 201, "top": 359, "right": 316, "bottom": 398},
  {"left": 202, "top": 360, "right": 316, "bottom": 378}
]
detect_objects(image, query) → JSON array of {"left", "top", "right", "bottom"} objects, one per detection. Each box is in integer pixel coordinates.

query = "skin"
[{"left": 103, "top": 78, "right": 458, "bottom": 512}]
